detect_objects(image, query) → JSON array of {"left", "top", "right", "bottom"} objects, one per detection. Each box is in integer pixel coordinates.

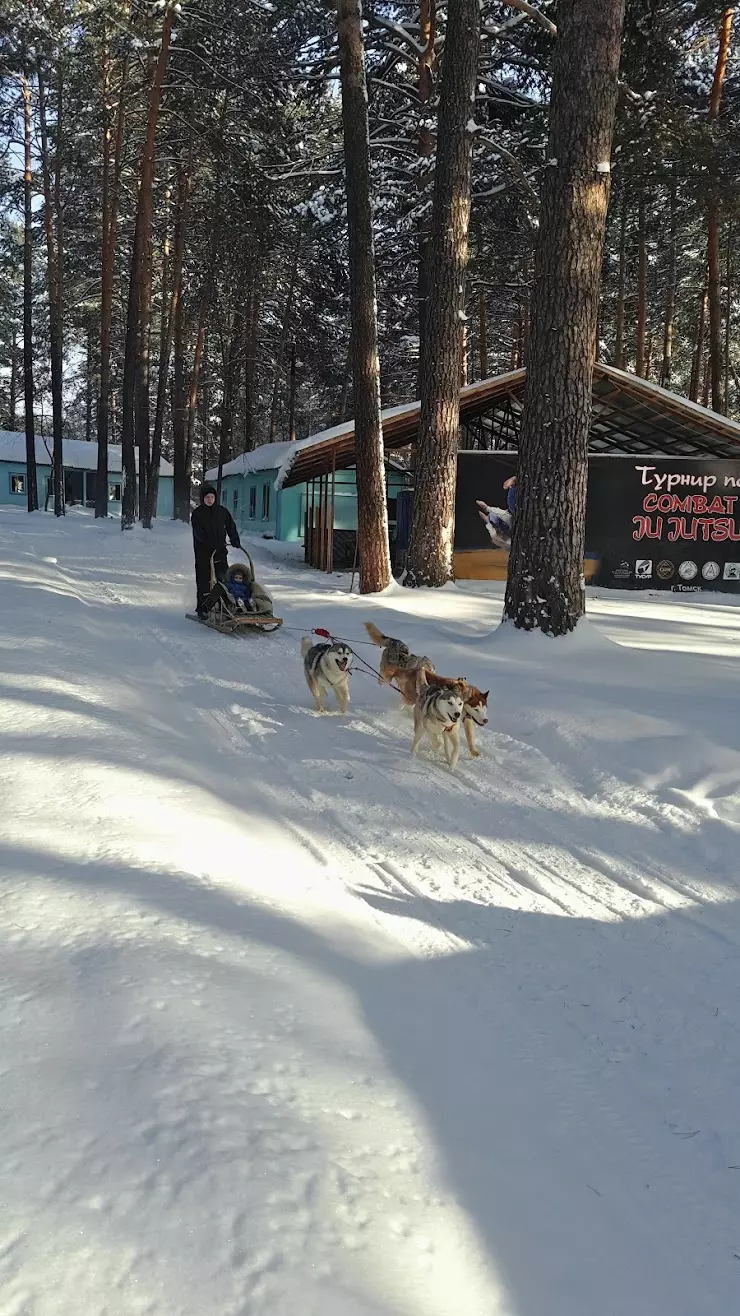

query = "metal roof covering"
[{"left": 277, "top": 365, "right": 740, "bottom": 488}]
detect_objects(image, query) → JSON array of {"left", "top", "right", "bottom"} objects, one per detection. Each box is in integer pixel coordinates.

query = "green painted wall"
[
  {"left": 225, "top": 466, "right": 407, "bottom": 543},
  {"left": 0, "top": 462, "right": 174, "bottom": 517}
]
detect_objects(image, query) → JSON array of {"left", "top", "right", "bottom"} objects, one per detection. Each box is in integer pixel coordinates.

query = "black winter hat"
[{"left": 200, "top": 483, "right": 217, "bottom": 502}]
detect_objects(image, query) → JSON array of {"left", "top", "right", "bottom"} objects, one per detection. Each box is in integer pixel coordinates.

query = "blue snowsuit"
[{"left": 229, "top": 576, "right": 253, "bottom": 609}]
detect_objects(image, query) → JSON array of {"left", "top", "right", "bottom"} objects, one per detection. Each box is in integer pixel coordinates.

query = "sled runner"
[{"left": 187, "top": 549, "right": 283, "bottom": 635}]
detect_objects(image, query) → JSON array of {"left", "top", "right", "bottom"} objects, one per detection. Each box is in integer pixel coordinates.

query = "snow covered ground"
[{"left": 1, "top": 507, "right": 740, "bottom": 1316}]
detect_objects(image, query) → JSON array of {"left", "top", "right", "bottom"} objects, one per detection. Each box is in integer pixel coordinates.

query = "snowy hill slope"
[{"left": 1, "top": 508, "right": 740, "bottom": 1316}]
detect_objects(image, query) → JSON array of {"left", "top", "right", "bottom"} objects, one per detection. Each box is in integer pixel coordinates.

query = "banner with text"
[{"left": 454, "top": 453, "right": 740, "bottom": 592}]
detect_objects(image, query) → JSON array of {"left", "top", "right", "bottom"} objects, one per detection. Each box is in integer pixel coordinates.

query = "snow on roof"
[
  {"left": 206, "top": 401, "right": 418, "bottom": 491},
  {"left": 0, "top": 432, "right": 174, "bottom": 475},
  {"left": 205, "top": 440, "right": 303, "bottom": 484}
]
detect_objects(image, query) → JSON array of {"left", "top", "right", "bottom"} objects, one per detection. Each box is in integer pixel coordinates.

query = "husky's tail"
[
  {"left": 301, "top": 635, "right": 314, "bottom": 659},
  {"left": 364, "top": 621, "right": 388, "bottom": 648}
]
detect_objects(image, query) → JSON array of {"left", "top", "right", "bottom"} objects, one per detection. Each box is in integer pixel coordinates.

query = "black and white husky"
[
  {"left": 301, "top": 637, "right": 353, "bottom": 713},
  {"left": 411, "top": 672, "right": 464, "bottom": 771}
]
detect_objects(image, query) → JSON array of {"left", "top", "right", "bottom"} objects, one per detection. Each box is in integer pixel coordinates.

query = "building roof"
[
  {"left": 588, "top": 367, "right": 740, "bottom": 458},
  {"left": 205, "top": 417, "right": 414, "bottom": 488},
  {"left": 205, "top": 440, "right": 301, "bottom": 483},
  {"left": 267, "top": 365, "right": 740, "bottom": 489},
  {"left": 276, "top": 380, "right": 522, "bottom": 489},
  {"left": 0, "top": 432, "right": 174, "bottom": 475}
]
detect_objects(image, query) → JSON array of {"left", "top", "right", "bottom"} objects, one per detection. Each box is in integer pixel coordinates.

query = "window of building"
[
  {"left": 261, "top": 483, "right": 270, "bottom": 521},
  {"left": 249, "top": 485, "right": 256, "bottom": 519},
  {"left": 108, "top": 482, "right": 122, "bottom": 502},
  {"left": 233, "top": 489, "right": 239, "bottom": 513},
  {"left": 10, "top": 473, "right": 25, "bottom": 495}
]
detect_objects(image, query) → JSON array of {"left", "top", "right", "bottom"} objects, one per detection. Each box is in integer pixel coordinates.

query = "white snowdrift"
[{"left": 1, "top": 506, "right": 740, "bottom": 1316}]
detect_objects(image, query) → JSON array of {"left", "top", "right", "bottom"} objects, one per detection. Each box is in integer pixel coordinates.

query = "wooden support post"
[
  {"left": 328, "top": 453, "right": 336, "bottom": 573},
  {"left": 288, "top": 340, "right": 297, "bottom": 442},
  {"left": 313, "top": 476, "right": 322, "bottom": 573},
  {"left": 307, "top": 477, "right": 315, "bottom": 565}
]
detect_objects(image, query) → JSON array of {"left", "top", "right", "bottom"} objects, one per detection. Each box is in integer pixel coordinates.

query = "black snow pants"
[{"left": 194, "top": 546, "right": 228, "bottom": 614}]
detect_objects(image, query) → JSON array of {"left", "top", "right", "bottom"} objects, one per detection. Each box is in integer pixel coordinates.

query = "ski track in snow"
[{"left": 1, "top": 510, "right": 740, "bottom": 1315}]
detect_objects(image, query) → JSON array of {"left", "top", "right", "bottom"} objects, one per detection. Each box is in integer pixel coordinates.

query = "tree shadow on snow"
[{"left": 3, "top": 835, "right": 740, "bottom": 1316}]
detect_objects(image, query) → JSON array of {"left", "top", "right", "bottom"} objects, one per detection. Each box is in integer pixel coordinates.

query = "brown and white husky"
[{"left": 425, "top": 671, "right": 489, "bottom": 758}]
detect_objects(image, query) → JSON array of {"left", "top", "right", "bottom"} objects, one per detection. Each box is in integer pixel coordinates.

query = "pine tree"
[
  {"left": 336, "top": 0, "right": 391, "bottom": 592},
  {"left": 504, "top": 0, "right": 626, "bottom": 635},
  {"left": 404, "top": 0, "right": 480, "bottom": 587}
]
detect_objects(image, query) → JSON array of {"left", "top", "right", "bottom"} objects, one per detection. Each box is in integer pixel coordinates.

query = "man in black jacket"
[{"left": 191, "top": 484, "right": 241, "bottom": 617}]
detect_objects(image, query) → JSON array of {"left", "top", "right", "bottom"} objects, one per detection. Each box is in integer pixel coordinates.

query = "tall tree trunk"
[
  {"left": 180, "top": 116, "right": 226, "bottom": 519},
  {"left": 268, "top": 228, "right": 302, "bottom": 443},
  {"left": 702, "top": 353, "right": 711, "bottom": 408},
  {"left": 287, "top": 339, "right": 297, "bottom": 441},
  {"left": 405, "top": 0, "right": 480, "bottom": 587},
  {"left": 416, "top": 0, "right": 436, "bottom": 397},
  {"left": 183, "top": 282, "right": 215, "bottom": 513},
  {"left": 86, "top": 320, "right": 94, "bottom": 444},
  {"left": 96, "top": 48, "right": 128, "bottom": 518},
  {"left": 689, "top": 281, "right": 707, "bottom": 403},
  {"left": 120, "top": 5, "right": 175, "bottom": 528},
  {"left": 635, "top": 191, "right": 647, "bottom": 377},
  {"left": 659, "top": 168, "right": 677, "bottom": 387},
  {"left": 614, "top": 193, "right": 627, "bottom": 369},
  {"left": 242, "top": 269, "right": 261, "bottom": 450},
  {"left": 707, "top": 194, "right": 724, "bottom": 409},
  {"left": 171, "top": 280, "right": 189, "bottom": 517},
  {"left": 37, "top": 56, "right": 64, "bottom": 517},
  {"left": 135, "top": 210, "right": 154, "bottom": 519},
  {"left": 200, "top": 333, "right": 211, "bottom": 482},
  {"left": 707, "top": 7, "right": 733, "bottom": 413},
  {"left": 145, "top": 154, "right": 189, "bottom": 526},
  {"left": 336, "top": 343, "right": 352, "bottom": 423},
  {"left": 479, "top": 288, "right": 488, "bottom": 379},
  {"left": 336, "top": 0, "right": 392, "bottom": 591},
  {"left": 216, "top": 306, "right": 244, "bottom": 499},
  {"left": 184, "top": 303, "right": 208, "bottom": 512},
  {"left": 512, "top": 305, "right": 522, "bottom": 368},
  {"left": 9, "top": 329, "right": 18, "bottom": 429},
  {"left": 504, "top": 0, "right": 626, "bottom": 635},
  {"left": 22, "top": 62, "right": 38, "bottom": 512}
]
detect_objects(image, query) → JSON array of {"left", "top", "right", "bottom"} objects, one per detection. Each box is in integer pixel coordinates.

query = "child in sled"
[
  {"left": 226, "top": 563, "right": 255, "bottom": 613},
  {"left": 201, "top": 562, "right": 255, "bottom": 618}
]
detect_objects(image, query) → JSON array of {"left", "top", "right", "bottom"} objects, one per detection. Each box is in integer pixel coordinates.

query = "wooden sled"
[
  {"left": 188, "top": 547, "right": 283, "bottom": 634},
  {"left": 186, "top": 611, "right": 283, "bottom": 635}
]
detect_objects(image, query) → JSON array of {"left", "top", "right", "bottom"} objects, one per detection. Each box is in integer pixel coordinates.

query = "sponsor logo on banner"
[
  {"left": 701, "top": 561, "right": 720, "bottom": 581},
  {"left": 678, "top": 560, "right": 698, "bottom": 581},
  {"left": 723, "top": 562, "right": 740, "bottom": 580},
  {"left": 613, "top": 560, "right": 631, "bottom": 581},
  {"left": 656, "top": 560, "right": 675, "bottom": 580},
  {"left": 673, "top": 584, "right": 701, "bottom": 593},
  {"left": 635, "top": 559, "right": 652, "bottom": 579}
]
